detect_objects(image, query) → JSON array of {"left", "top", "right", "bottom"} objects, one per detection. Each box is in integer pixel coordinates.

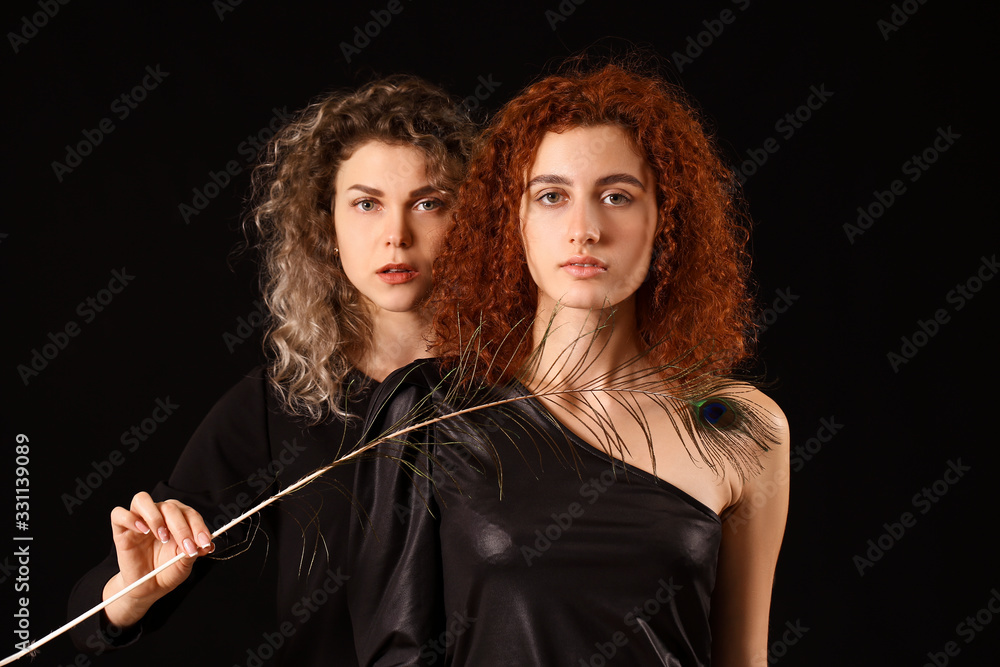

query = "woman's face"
[
  {"left": 333, "top": 140, "right": 451, "bottom": 315},
  {"left": 519, "top": 124, "right": 658, "bottom": 314}
]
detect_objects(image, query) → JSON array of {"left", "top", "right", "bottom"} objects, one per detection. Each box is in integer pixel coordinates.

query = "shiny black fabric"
[
  {"left": 360, "top": 360, "right": 721, "bottom": 666},
  {"left": 349, "top": 371, "right": 446, "bottom": 666},
  {"left": 69, "top": 367, "right": 377, "bottom": 666}
]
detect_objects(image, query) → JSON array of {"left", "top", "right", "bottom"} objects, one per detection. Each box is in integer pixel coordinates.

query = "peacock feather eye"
[{"left": 696, "top": 398, "right": 736, "bottom": 429}]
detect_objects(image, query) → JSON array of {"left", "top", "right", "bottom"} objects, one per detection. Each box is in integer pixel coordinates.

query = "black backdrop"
[{"left": 3, "top": 1, "right": 998, "bottom": 665}]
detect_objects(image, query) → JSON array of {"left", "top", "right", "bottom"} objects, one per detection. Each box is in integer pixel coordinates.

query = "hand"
[{"left": 101, "top": 492, "right": 214, "bottom": 628}]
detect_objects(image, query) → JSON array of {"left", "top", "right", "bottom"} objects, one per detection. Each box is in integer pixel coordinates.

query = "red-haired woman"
[
  {"left": 68, "top": 76, "right": 475, "bottom": 666},
  {"left": 366, "top": 63, "right": 790, "bottom": 667}
]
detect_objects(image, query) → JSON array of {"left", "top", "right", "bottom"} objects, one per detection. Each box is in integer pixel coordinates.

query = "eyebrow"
[
  {"left": 344, "top": 184, "right": 441, "bottom": 198},
  {"left": 346, "top": 184, "right": 383, "bottom": 196},
  {"left": 408, "top": 185, "right": 439, "bottom": 198},
  {"left": 526, "top": 175, "right": 571, "bottom": 188},
  {"left": 525, "top": 173, "right": 646, "bottom": 191},
  {"left": 596, "top": 173, "right": 646, "bottom": 190}
]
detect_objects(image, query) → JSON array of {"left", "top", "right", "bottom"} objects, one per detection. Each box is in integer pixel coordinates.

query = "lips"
[
  {"left": 561, "top": 255, "right": 607, "bottom": 278},
  {"left": 376, "top": 263, "right": 419, "bottom": 285}
]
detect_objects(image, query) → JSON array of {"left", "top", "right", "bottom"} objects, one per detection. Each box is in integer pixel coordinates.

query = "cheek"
[
  {"left": 337, "top": 251, "right": 366, "bottom": 291},
  {"left": 332, "top": 217, "right": 369, "bottom": 279},
  {"left": 626, "top": 225, "right": 658, "bottom": 289},
  {"left": 635, "top": 229, "right": 656, "bottom": 264},
  {"left": 517, "top": 200, "right": 538, "bottom": 258},
  {"left": 419, "top": 218, "right": 452, "bottom": 261},
  {"left": 631, "top": 205, "right": 658, "bottom": 261},
  {"left": 519, "top": 222, "right": 545, "bottom": 281},
  {"left": 332, "top": 207, "right": 352, "bottom": 249},
  {"left": 334, "top": 206, "right": 379, "bottom": 248}
]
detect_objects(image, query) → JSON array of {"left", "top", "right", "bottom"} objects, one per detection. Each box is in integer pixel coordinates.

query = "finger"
[
  {"left": 194, "top": 542, "right": 216, "bottom": 558},
  {"left": 179, "top": 505, "right": 213, "bottom": 551},
  {"left": 130, "top": 492, "right": 170, "bottom": 545},
  {"left": 157, "top": 500, "right": 213, "bottom": 553},
  {"left": 110, "top": 506, "right": 151, "bottom": 542},
  {"left": 159, "top": 501, "right": 198, "bottom": 558}
]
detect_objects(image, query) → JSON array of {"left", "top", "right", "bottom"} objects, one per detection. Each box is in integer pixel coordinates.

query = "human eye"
[
  {"left": 535, "top": 190, "right": 566, "bottom": 206},
  {"left": 353, "top": 198, "right": 379, "bottom": 212},
  {"left": 415, "top": 198, "right": 446, "bottom": 212},
  {"left": 601, "top": 191, "right": 632, "bottom": 206}
]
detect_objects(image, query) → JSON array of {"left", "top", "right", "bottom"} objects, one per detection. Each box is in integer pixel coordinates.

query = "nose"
[
  {"left": 567, "top": 199, "right": 600, "bottom": 246},
  {"left": 384, "top": 207, "right": 413, "bottom": 248}
]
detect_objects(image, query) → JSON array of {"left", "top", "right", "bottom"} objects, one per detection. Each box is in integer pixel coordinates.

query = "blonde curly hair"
[{"left": 249, "top": 75, "right": 475, "bottom": 423}]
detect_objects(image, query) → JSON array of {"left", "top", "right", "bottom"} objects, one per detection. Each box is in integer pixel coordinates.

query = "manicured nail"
[
  {"left": 157, "top": 527, "right": 169, "bottom": 543},
  {"left": 197, "top": 532, "right": 212, "bottom": 549},
  {"left": 135, "top": 520, "right": 151, "bottom": 535},
  {"left": 183, "top": 539, "right": 198, "bottom": 557}
]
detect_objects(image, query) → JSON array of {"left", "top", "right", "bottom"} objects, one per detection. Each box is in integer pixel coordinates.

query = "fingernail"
[
  {"left": 197, "top": 532, "right": 212, "bottom": 549},
  {"left": 183, "top": 539, "right": 198, "bottom": 557},
  {"left": 157, "top": 527, "right": 169, "bottom": 543},
  {"left": 135, "top": 520, "right": 151, "bottom": 535}
]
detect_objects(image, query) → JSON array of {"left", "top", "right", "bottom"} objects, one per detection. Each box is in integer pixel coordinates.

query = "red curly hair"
[{"left": 432, "top": 63, "right": 754, "bottom": 383}]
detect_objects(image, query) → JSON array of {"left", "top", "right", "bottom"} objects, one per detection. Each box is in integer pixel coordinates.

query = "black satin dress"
[{"left": 358, "top": 360, "right": 721, "bottom": 666}]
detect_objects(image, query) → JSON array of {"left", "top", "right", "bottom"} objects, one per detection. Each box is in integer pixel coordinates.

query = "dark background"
[{"left": 3, "top": 0, "right": 997, "bottom": 665}]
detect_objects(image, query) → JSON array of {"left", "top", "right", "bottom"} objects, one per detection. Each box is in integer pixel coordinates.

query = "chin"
[
  {"left": 372, "top": 287, "right": 429, "bottom": 314},
  {"left": 374, "top": 300, "right": 422, "bottom": 314},
  {"left": 546, "top": 293, "right": 622, "bottom": 313}
]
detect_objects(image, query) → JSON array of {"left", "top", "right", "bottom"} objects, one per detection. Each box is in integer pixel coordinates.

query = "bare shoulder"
[
  {"left": 716, "top": 383, "right": 791, "bottom": 506},
  {"left": 715, "top": 383, "right": 790, "bottom": 446},
  {"left": 718, "top": 382, "right": 788, "bottom": 433}
]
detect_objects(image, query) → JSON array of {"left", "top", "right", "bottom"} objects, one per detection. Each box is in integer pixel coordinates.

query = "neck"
[
  {"left": 525, "top": 294, "right": 645, "bottom": 391},
  {"left": 356, "top": 307, "right": 433, "bottom": 382}
]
